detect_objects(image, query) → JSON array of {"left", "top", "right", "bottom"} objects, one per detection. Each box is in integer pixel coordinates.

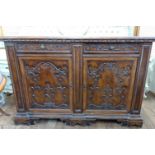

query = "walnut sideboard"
[{"left": 1, "top": 37, "right": 155, "bottom": 127}]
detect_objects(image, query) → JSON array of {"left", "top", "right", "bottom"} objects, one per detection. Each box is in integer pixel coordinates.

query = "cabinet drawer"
[
  {"left": 83, "top": 43, "right": 141, "bottom": 54},
  {"left": 16, "top": 43, "right": 72, "bottom": 54}
]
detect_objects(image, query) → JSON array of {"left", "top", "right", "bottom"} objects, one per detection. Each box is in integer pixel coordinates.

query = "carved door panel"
[
  {"left": 18, "top": 55, "right": 73, "bottom": 113},
  {"left": 83, "top": 56, "right": 138, "bottom": 114}
]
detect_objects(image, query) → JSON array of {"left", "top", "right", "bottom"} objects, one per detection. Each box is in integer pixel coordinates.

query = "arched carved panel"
[
  {"left": 83, "top": 58, "right": 137, "bottom": 111},
  {"left": 20, "top": 58, "right": 72, "bottom": 110}
]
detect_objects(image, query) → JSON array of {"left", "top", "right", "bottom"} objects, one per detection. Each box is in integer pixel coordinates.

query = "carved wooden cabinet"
[{"left": 1, "top": 37, "right": 155, "bottom": 127}]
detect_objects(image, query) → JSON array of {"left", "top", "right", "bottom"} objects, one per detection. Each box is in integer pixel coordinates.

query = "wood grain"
[{"left": 3, "top": 38, "right": 154, "bottom": 127}]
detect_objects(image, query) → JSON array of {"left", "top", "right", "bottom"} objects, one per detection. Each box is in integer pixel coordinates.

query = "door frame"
[
  {"left": 82, "top": 55, "right": 138, "bottom": 115},
  {"left": 18, "top": 54, "right": 73, "bottom": 114}
]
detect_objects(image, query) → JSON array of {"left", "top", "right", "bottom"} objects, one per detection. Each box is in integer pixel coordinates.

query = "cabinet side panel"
[{"left": 5, "top": 43, "right": 25, "bottom": 112}]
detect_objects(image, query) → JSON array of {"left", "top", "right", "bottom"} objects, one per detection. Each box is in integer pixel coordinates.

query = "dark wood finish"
[
  {"left": 1, "top": 37, "right": 154, "bottom": 127},
  {"left": 83, "top": 56, "right": 137, "bottom": 113},
  {"left": 18, "top": 55, "right": 73, "bottom": 113},
  {"left": 72, "top": 45, "right": 83, "bottom": 113},
  {"left": 5, "top": 43, "right": 26, "bottom": 112}
]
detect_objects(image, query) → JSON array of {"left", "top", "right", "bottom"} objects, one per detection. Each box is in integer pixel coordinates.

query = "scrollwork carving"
[
  {"left": 17, "top": 43, "right": 71, "bottom": 51},
  {"left": 87, "top": 61, "right": 132, "bottom": 110},
  {"left": 25, "top": 61, "right": 69, "bottom": 109},
  {"left": 84, "top": 44, "right": 139, "bottom": 52},
  {"left": 25, "top": 62, "right": 67, "bottom": 83}
]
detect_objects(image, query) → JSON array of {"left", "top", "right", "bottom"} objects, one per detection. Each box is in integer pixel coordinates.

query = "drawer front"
[
  {"left": 16, "top": 43, "right": 72, "bottom": 54},
  {"left": 83, "top": 43, "right": 141, "bottom": 54},
  {"left": 83, "top": 56, "right": 138, "bottom": 114}
]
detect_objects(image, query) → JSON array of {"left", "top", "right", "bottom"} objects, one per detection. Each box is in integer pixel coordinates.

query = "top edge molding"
[{"left": 0, "top": 37, "right": 155, "bottom": 43}]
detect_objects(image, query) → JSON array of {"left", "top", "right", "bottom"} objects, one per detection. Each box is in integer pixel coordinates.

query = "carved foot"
[
  {"left": 61, "top": 119, "right": 95, "bottom": 126},
  {"left": 117, "top": 119, "right": 128, "bottom": 126},
  {"left": 117, "top": 118, "right": 143, "bottom": 127},
  {"left": 15, "top": 117, "right": 39, "bottom": 125},
  {"left": 127, "top": 119, "right": 143, "bottom": 127}
]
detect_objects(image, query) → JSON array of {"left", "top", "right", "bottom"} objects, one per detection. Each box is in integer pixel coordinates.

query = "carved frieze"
[
  {"left": 16, "top": 43, "right": 71, "bottom": 52},
  {"left": 84, "top": 44, "right": 140, "bottom": 52}
]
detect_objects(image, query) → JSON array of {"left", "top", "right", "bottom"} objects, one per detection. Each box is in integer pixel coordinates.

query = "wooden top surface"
[{"left": 0, "top": 36, "right": 155, "bottom": 43}]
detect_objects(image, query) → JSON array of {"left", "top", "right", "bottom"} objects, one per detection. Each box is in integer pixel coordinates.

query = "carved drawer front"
[
  {"left": 83, "top": 43, "right": 141, "bottom": 54},
  {"left": 16, "top": 43, "right": 72, "bottom": 53},
  {"left": 83, "top": 57, "right": 137, "bottom": 114},
  {"left": 18, "top": 55, "right": 73, "bottom": 113}
]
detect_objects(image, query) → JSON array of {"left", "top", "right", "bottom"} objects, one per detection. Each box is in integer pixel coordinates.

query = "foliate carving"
[
  {"left": 87, "top": 61, "right": 132, "bottom": 110},
  {"left": 25, "top": 61, "right": 70, "bottom": 109},
  {"left": 88, "top": 103, "right": 126, "bottom": 110},
  {"left": 84, "top": 44, "right": 139, "bottom": 52},
  {"left": 30, "top": 83, "right": 69, "bottom": 109},
  {"left": 25, "top": 62, "right": 67, "bottom": 83}
]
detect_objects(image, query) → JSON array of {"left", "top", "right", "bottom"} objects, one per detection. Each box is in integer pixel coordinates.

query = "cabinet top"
[{"left": 0, "top": 37, "right": 155, "bottom": 43}]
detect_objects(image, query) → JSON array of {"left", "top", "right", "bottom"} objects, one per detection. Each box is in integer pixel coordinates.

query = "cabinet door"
[
  {"left": 18, "top": 54, "right": 73, "bottom": 113},
  {"left": 83, "top": 56, "right": 137, "bottom": 114}
]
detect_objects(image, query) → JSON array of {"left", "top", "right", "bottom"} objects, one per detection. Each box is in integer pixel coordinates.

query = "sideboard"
[{"left": 1, "top": 37, "right": 154, "bottom": 127}]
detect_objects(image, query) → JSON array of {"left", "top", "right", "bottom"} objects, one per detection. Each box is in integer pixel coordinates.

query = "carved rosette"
[
  {"left": 87, "top": 61, "right": 132, "bottom": 110},
  {"left": 24, "top": 61, "right": 70, "bottom": 109}
]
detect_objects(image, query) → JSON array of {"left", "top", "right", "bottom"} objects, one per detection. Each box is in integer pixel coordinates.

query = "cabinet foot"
[
  {"left": 15, "top": 115, "right": 39, "bottom": 125},
  {"left": 14, "top": 113, "right": 143, "bottom": 127},
  {"left": 127, "top": 119, "right": 143, "bottom": 127},
  {"left": 117, "top": 118, "right": 143, "bottom": 127},
  {"left": 61, "top": 119, "right": 96, "bottom": 126}
]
